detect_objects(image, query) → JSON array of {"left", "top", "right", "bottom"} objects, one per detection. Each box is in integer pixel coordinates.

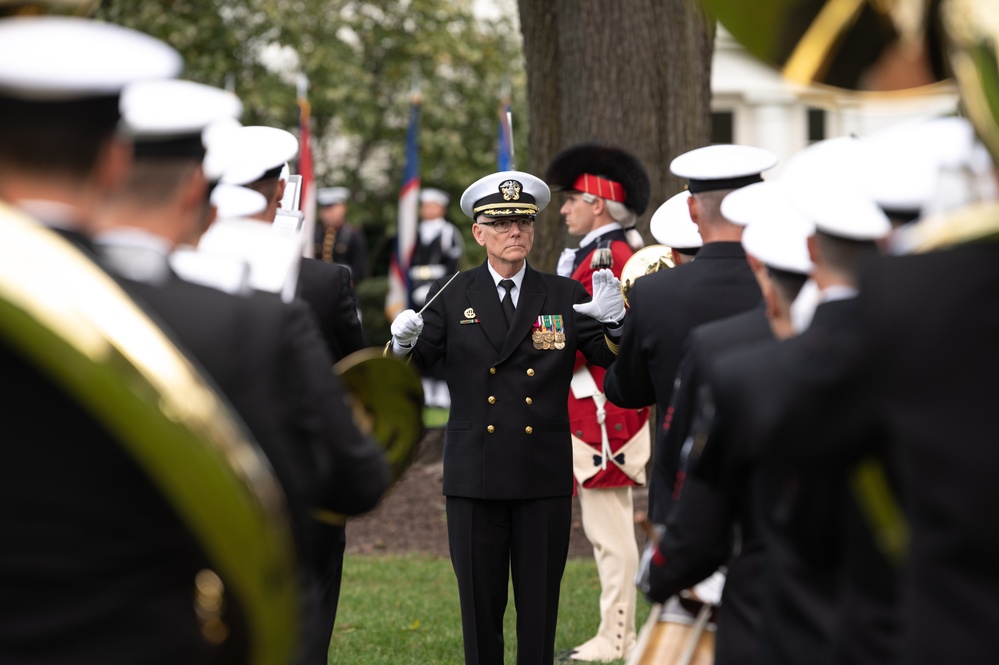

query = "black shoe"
[{"left": 555, "top": 649, "right": 579, "bottom": 663}]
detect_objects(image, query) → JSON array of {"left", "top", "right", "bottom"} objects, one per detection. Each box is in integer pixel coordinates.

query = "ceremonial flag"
[
  {"left": 497, "top": 96, "right": 514, "bottom": 170},
  {"left": 385, "top": 95, "right": 421, "bottom": 321},
  {"left": 297, "top": 73, "right": 316, "bottom": 258}
]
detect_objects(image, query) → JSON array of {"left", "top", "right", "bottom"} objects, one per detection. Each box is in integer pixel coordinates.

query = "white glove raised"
[
  {"left": 390, "top": 309, "right": 424, "bottom": 353},
  {"left": 573, "top": 268, "right": 626, "bottom": 324}
]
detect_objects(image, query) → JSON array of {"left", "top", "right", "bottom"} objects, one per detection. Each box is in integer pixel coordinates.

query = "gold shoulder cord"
[{"left": 0, "top": 203, "right": 297, "bottom": 665}]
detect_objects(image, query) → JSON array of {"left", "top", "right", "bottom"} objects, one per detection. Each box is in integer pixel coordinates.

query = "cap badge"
[{"left": 500, "top": 180, "right": 522, "bottom": 201}]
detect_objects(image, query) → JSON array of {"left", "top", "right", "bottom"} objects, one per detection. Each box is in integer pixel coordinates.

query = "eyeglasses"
[{"left": 477, "top": 217, "right": 535, "bottom": 233}]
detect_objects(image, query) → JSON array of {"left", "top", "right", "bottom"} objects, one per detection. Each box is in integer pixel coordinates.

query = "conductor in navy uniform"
[{"left": 388, "top": 170, "right": 627, "bottom": 665}]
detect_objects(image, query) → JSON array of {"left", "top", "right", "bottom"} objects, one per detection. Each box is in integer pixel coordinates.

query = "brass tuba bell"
[
  {"left": 700, "top": 0, "right": 952, "bottom": 95},
  {"left": 334, "top": 347, "right": 426, "bottom": 486},
  {"left": 0, "top": 204, "right": 298, "bottom": 665}
]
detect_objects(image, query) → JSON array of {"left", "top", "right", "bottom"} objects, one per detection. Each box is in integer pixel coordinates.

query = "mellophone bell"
[{"left": 0, "top": 204, "right": 298, "bottom": 664}]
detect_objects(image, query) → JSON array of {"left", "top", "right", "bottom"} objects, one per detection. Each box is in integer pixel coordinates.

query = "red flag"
[{"left": 297, "top": 74, "right": 316, "bottom": 258}]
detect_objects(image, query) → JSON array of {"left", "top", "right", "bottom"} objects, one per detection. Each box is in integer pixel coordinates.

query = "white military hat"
[
  {"left": 120, "top": 79, "right": 242, "bottom": 160},
  {"left": 210, "top": 183, "right": 267, "bottom": 219},
  {"left": 722, "top": 181, "right": 813, "bottom": 274},
  {"left": 459, "top": 170, "right": 551, "bottom": 220},
  {"left": 649, "top": 191, "right": 703, "bottom": 250},
  {"left": 857, "top": 116, "right": 979, "bottom": 219},
  {"left": 317, "top": 186, "right": 351, "bottom": 206},
  {"left": 741, "top": 219, "right": 814, "bottom": 275},
  {"left": 780, "top": 136, "right": 863, "bottom": 194},
  {"left": 219, "top": 125, "right": 299, "bottom": 186},
  {"left": 790, "top": 183, "right": 890, "bottom": 241},
  {"left": 670, "top": 144, "right": 778, "bottom": 193},
  {"left": 0, "top": 16, "right": 181, "bottom": 100},
  {"left": 420, "top": 188, "right": 450, "bottom": 207},
  {"left": 720, "top": 181, "right": 812, "bottom": 229},
  {"left": 780, "top": 138, "right": 891, "bottom": 241},
  {"left": 202, "top": 117, "right": 243, "bottom": 182}
]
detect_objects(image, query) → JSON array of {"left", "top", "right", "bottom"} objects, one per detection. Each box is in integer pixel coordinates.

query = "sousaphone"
[{"left": 0, "top": 204, "right": 297, "bottom": 665}]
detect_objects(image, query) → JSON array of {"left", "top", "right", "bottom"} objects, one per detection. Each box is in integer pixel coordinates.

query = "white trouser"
[{"left": 572, "top": 475, "right": 639, "bottom": 661}]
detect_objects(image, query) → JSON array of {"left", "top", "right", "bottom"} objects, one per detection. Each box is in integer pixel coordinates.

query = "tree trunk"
[{"left": 518, "top": 0, "right": 716, "bottom": 271}]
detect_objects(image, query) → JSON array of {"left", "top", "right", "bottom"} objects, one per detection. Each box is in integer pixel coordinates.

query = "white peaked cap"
[
  {"left": 649, "top": 191, "right": 703, "bottom": 249},
  {"left": 219, "top": 125, "right": 299, "bottom": 186},
  {"left": 210, "top": 184, "right": 267, "bottom": 219},
  {"left": 120, "top": 79, "right": 242, "bottom": 139},
  {"left": 317, "top": 187, "right": 350, "bottom": 206},
  {"left": 780, "top": 138, "right": 891, "bottom": 241},
  {"left": 857, "top": 116, "right": 978, "bottom": 213},
  {"left": 780, "top": 136, "right": 863, "bottom": 193},
  {"left": 670, "top": 144, "right": 778, "bottom": 192},
  {"left": 0, "top": 16, "right": 181, "bottom": 100},
  {"left": 741, "top": 220, "right": 814, "bottom": 274},
  {"left": 721, "top": 181, "right": 812, "bottom": 229},
  {"left": 202, "top": 117, "right": 244, "bottom": 182},
  {"left": 420, "top": 188, "right": 450, "bottom": 207},
  {"left": 460, "top": 170, "right": 551, "bottom": 220}
]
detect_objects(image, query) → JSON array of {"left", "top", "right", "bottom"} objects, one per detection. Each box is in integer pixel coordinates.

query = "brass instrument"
[
  {"left": 334, "top": 347, "right": 426, "bottom": 486},
  {"left": 0, "top": 204, "right": 297, "bottom": 665},
  {"left": 0, "top": 0, "right": 100, "bottom": 16},
  {"left": 620, "top": 244, "right": 676, "bottom": 306},
  {"left": 700, "top": 0, "right": 952, "bottom": 95}
]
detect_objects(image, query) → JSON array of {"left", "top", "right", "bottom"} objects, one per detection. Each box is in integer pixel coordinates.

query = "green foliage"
[
  {"left": 96, "top": 0, "right": 520, "bottom": 280},
  {"left": 332, "top": 553, "right": 651, "bottom": 664}
]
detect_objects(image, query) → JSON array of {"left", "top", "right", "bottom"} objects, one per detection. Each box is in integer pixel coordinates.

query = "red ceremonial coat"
[{"left": 569, "top": 236, "right": 651, "bottom": 490}]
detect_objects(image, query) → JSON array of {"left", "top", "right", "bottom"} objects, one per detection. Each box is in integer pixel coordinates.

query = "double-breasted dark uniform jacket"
[
  {"left": 705, "top": 297, "right": 899, "bottom": 665},
  {"left": 646, "top": 307, "right": 772, "bottom": 665},
  {"left": 297, "top": 257, "right": 369, "bottom": 362},
  {"left": 405, "top": 260, "right": 619, "bottom": 664},
  {"left": 106, "top": 245, "right": 389, "bottom": 665},
  {"left": 408, "top": 262, "right": 618, "bottom": 499},
  {"left": 603, "top": 242, "right": 761, "bottom": 515}
]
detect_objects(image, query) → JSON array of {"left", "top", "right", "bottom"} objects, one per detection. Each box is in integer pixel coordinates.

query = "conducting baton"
[{"left": 417, "top": 270, "right": 461, "bottom": 315}]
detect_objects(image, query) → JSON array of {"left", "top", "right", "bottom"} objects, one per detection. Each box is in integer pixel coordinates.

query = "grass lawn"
[{"left": 329, "top": 553, "right": 654, "bottom": 664}]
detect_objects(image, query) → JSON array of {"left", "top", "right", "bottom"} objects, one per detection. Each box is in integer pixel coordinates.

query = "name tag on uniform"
[{"left": 532, "top": 314, "right": 565, "bottom": 350}]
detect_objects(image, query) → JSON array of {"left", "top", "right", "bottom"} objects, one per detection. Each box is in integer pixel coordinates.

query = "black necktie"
[{"left": 499, "top": 279, "right": 516, "bottom": 326}]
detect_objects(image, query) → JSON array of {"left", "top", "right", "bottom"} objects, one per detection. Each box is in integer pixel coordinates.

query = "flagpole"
[
  {"left": 296, "top": 73, "right": 316, "bottom": 258},
  {"left": 385, "top": 80, "right": 422, "bottom": 322}
]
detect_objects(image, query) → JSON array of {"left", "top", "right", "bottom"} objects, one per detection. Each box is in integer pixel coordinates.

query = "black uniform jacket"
[
  {"left": 706, "top": 298, "right": 899, "bottom": 665},
  {"left": 297, "top": 257, "right": 369, "bottom": 362},
  {"left": 603, "top": 242, "right": 760, "bottom": 463},
  {"left": 858, "top": 244, "right": 999, "bottom": 665},
  {"left": 407, "top": 261, "right": 617, "bottom": 500},
  {"left": 647, "top": 308, "right": 772, "bottom": 665}
]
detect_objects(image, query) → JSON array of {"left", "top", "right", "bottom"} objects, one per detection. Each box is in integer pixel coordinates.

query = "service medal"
[
  {"left": 532, "top": 317, "right": 545, "bottom": 349},
  {"left": 553, "top": 315, "right": 566, "bottom": 349}
]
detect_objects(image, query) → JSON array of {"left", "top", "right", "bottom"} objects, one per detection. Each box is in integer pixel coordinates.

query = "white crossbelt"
[{"left": 570, "top": 366, "right": 612, "bottom": 470}]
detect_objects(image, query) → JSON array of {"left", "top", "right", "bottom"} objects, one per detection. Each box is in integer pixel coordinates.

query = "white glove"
[
  {"left": 573, "top": 268, "right": 626, "bottom": 324},
  {"left": 390, "top": 309, "right": 424, "bottom": 354}
]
